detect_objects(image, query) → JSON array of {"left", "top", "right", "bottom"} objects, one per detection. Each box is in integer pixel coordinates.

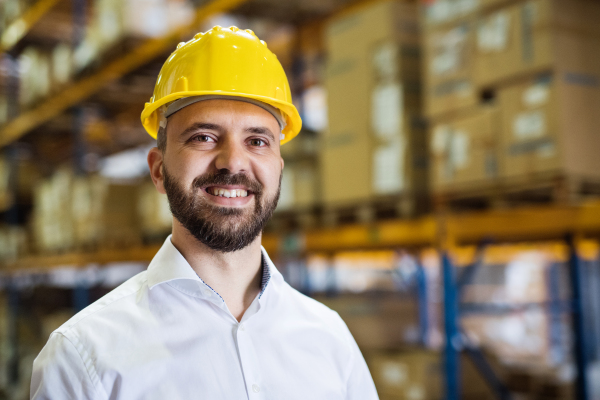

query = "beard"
[{"left": 162, "top": 165, "right": 281, "bottom": 253}]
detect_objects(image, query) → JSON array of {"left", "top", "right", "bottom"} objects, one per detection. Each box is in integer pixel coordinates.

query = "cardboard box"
[
  {"left": 33, "top": 170, "right": 142, "bottom": 252},
  {"left": 323, "top": 0, "right": 425, "bottom": 205},
  {"left": 474, "top": 0, "right": 600, "bottom": 87},
  {"left": 32, "top": 168, "right": 75, "bottom": 252},
  {"left": 137, "top": 181, "right": 172, "bottom": 238},
  {"left": 423, "top": 22, "right": 477, "bottom": 118},
  {"left": 421, "top": 0, "right": 481, "bottom": 29},
  {"left": 430, "top": 105, "right": 500, "bottom": 192},
  {"left": 0, "top": 225, "right": 27, "bottom": 261},
  {"left": 498, "top": 71, "right": 600, "bottom": 181},
  {"left": 276, "top": 159, "right": 320, "bottom": 211},
  {"left": 19, "top": 47, "right": 52, "bottom": 106}
]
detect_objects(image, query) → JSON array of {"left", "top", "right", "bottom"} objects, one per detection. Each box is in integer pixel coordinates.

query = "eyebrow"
[
  {"left": 179, "top": 122, "right": 224, "bottom": 138},
  {"left": 245, "top": 126, "right": 275, "bottom": 142}
]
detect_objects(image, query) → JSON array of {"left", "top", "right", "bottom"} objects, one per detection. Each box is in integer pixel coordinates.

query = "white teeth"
[{"left": 208, "top": 188, "right": 249, "bottom": 197}]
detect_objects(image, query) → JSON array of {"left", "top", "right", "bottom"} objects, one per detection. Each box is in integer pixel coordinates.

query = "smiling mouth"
[{"left": 205, "top": 187, "right": 251, "bottom": 198}]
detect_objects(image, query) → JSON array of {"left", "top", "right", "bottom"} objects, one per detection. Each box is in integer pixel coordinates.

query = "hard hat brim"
[{"left": 141, "top": 91, "right": 302, "bottom": 145}]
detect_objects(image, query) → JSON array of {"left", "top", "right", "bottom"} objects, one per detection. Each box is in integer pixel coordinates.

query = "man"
[{"left": 31, "top": 26, "right": 378, "bottom": 399}]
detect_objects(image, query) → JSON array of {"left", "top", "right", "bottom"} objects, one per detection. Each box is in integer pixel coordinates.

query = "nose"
[{"left": 214, "top": 136, "right": 249, "bottom": 174}]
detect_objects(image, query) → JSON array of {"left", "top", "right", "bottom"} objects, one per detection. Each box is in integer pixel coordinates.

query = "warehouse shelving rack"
[
  {"left": 0, "top": 0, "right": 249, "bottom": 147},
  {"left": 2, "top": 0, "right": 599, "bottom": 398},
  {"left": 2, "top": 202, "right": 600, "bottom": 399}
]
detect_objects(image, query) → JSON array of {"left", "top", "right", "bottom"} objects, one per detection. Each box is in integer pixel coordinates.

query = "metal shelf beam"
[{"left": 3, "top": 200, "right": 600, "bottom": 272}]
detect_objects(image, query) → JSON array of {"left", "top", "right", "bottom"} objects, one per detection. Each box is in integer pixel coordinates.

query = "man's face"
[{"left": 153, "top": 99, "right": 284, "bottom": 252}]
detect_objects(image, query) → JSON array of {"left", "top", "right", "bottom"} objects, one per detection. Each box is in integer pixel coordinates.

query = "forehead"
[{"left": 166, "top": 99, "right": 280, "bottom": 133}]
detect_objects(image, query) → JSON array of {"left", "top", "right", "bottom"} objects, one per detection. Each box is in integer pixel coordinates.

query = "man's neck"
[{"left": 170, "top": 221, "right": 263, "bottom": 322}]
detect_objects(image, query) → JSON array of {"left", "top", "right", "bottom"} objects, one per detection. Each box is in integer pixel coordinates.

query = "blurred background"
[{"left": 1, "top": 0, "right": 600, "bottom": 399}]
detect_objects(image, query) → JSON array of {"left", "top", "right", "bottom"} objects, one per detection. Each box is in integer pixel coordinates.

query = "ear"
[
  {"left": 280, "top": 156, "right": 284, "bottom": 170},
  {"left": 148, "top": 147, "right": 166, "bottom": 194}
]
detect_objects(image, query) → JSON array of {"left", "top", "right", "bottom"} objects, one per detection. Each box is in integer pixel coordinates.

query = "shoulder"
[{"left": 54, "top": 271, "right": 149, "bottom": 339}]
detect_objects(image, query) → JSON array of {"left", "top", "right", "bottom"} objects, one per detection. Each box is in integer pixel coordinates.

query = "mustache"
[{"left": 192, "top": 171, "right": 263, "bottom": 195}]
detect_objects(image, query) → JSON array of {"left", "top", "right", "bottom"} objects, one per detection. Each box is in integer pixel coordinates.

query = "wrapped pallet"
[
  {"left": 32, "top": 168, "right": 75, "bottom": 252},
  {"left": 71, "top": 175, "right": 141, "bottom": 248},
  {"left": 276, "top": 159, "right": 320, "bottom": 212},
  {"left": 33, "top": 169, "right": 142, "bottom": 252},
  {"left": 0, "top": 225, "right": 27, "bottom": 261},
  {"left": 137, "top": 180, "right": 172, "bottom": 239}
]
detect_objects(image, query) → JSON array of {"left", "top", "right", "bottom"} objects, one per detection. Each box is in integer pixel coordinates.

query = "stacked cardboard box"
[
  {"left": 322, "top": 0, "right": 426, "bottom": 208},
  {"left": 430, "top": 105, "right": 500, "bottom": 191},
  {"left": 18, "top": 47, "right": 52, "bottom": 107},
  {"left": 277, "top": 132, "right": 320, "bottom": 212},
  {"left": 278, "top": 160, "right": 320, "bottom": 212},
  {"left": 72, "top": 175, "right": 141, "bottom": 248},
  {"left": 0, "top": 225, "right": 27, "bottom": 261},
  {"left": 424, "top": 0, "right": 600, "bottom": 196},
  {"left": 32, "top": 168, "right": 76, "bottom": 252},
  {"left": 137, "top": 180, "right": 172, "bottom": 239},
  {"left": 32, "top": 169, "right": 141, "bottom": 252},
  {"left": 10, "top": 0, "right": 195, "bottom": 112}
]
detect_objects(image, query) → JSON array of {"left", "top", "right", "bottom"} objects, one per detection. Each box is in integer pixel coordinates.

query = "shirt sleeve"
[
  {"left": 335, "top": 313, "right": 379, "bottom": 400},
  {"left": 30, "top": 332, "right": 103, "bottom": 400}
]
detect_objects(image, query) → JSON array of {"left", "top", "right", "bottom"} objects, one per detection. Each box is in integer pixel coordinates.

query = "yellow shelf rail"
[
  {"left": 3, "top": 200, "right": 600, "bottom": 273},
  {"left": 0, "top": 0, "right": 249, "bottom": 148},
  {"left": 2, "top": 244, "right": 162, "bottom": 272}
]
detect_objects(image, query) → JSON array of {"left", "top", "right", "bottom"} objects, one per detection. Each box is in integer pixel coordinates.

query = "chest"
[{"left": 96, "top": 323, "right": 348, "bottom": 400}]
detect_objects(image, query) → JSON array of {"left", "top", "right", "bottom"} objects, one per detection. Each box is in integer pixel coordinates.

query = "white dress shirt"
[{"left": 31, "top": 236, "right": 378, "bottom": 399}]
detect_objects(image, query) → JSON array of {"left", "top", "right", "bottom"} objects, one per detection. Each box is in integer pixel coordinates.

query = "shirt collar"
[{"left": 147, "top": 235, "right": 280, "bottom": 302}]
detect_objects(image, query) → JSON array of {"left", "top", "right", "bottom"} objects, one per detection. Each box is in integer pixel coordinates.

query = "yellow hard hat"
[{"left": 141, "top": 26, "right": 302, "bottom": 145}]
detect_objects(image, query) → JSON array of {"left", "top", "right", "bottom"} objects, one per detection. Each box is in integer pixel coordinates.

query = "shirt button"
[
  {"left": 202, "top": 288, "right": 212, "bottom": 297},
  {"left": 252, "top": 384, "right": 260, "bottom": 393},
  {"left": 239, "top": 323, "right": 245, "bottom": 331}
]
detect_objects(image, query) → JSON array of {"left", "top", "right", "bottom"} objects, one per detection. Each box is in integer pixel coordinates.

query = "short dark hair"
[{"left": 157, "top": 126, "right": 166, "bottom": 153}]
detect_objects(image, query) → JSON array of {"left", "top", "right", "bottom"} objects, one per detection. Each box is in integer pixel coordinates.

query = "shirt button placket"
[{"left": 236, "top": 323, "right": 263, "bottom": 398}]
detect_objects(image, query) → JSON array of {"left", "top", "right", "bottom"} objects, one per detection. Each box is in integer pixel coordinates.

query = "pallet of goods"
[
  {"left": 423, "top": 0, "right": 600, "bottom": 209},
  {"left": 32, "top": 168, "right": 142, "bottom": 253}
]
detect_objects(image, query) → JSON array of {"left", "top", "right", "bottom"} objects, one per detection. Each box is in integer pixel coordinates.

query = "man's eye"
[
  {"left": 193, "top": 135, "right": 214, "bottom": 143},
  {"left": 249, "top": 138, "right": 266, "bottom": 147}
]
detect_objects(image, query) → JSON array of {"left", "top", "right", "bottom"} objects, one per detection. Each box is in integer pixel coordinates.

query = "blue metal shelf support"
[
  {"left": 567, "top": 235, "right": 590, "bottom": 400},
  {"left": 416, "top": 261, "right": 429, "bottom": 346},
  {"left": 442, "top": 252, "right": 460, "bottom": 400},
  {"left": 73, "top": 285, "right": 90, "bottom": 312}
]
